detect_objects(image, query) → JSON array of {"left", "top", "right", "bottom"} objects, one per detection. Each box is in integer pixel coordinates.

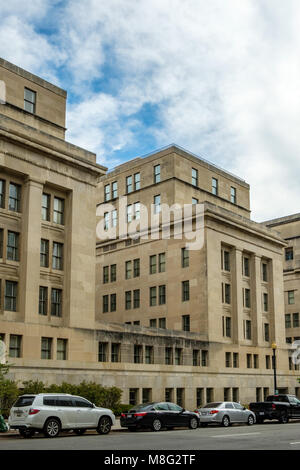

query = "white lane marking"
[
  {"left": 212, "top": 432, "right": 261, "bottom": 438},
  {"left": 290, "top": 442, "right": 300, "bottom": 445}
]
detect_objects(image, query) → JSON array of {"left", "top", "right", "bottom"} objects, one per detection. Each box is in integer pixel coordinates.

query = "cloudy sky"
[{"left": 1, "top": 0, "right": 299, "bottom": 221}]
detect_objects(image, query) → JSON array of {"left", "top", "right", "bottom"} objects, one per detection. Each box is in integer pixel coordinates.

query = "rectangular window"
[
  {"left": 232, "top": 388, "right": 239, "bottom": 403},
  {"left": 150, "top": 255, "right": 156, "bottom": 274},
  {"left": 7, "top": 231, "right": 19, "bottom": 261},
  {"left": 285, "top": 314, "right": 291, "bottom": 329},
  {"left": 142, "top": 388, "right": 151, "bottom": 403},
  {"left": 110, "top": 293, "right": 117, "bottom": 312},
  {"left": 104, "top": 184, "right": 110, "bottom": 202},
  {"left": 42, "top": 193, "right": 50, "bottom": 221},
  {"left": 159, "top": 285, "right": 166, "bottom": 305},
  {"left": 192, "top": 168, "right": 198, "bottom": 187},
  {"left": 262, "top": 262, "right": 268, "bottom": 282},
  {"left": 206, "top": 388, "right": 214, "bottom": 403},
  {"left": 98, "top": 342, "right": 108, "bottom": 362},
  {"left": 150, "top": 287, "right": 156, "bottom": 306},
  {"left": 5, "top": 280, "right": 17, "bottom": 311},
  {"left": 165, "top": 388, "right": 173, "bottom": 402},
  {"left": 244, "top": 288, "right": 251, "bottom": 309},
  {"left": 264, "top": 323, "right": 270, "bottom": 342},
  {"left": 9, "top": 334, "right": 22, "bottom": 358},
  {"left": 149, "top": 319, "right": 157, "bottom": 328},
  {"left": 53, "top": 197, "right": 64, "bottom": 225},
  {"left": 196, "top": 388, "right": 204, "bottom": 407},
  {"left": 285, "top": 247, "right": 294, "bottom": 261},
  {"left": 133, "top": 259, "right": 140, "bottom": 277},
  {"left": 125, "top": 260, "right": 132, "bottom": 279},
  {"left": 263, "top": 293, "right": 268, "bottom": 312},
  {"left": 175, "top": 348, "right": 182, "bottom": 365},
  {"left": 247, "top": 354, "right": 252, "bottom": 368},
  {"left": 126, "top": 205, "right": 133, "bottom": 223},
  {"left": 243, "top": 256, "right": 250, "bottom": 277},
  {"left": 0, "top": 229, "right": 3, "bottom": 258},
  {"left": 134, "top": 173, "right": 140, "bottom": 191},
  {"left": 154, "top": 165, "right": 161, "bottom": 184},
  {"left": 134, "top": 202, "right": 140, "bottom": 220},
  {"left": 244, "top": 320, "right": 252, "bottom": 340},
  {"left": 110, "top": 264, "right": 117, "bottom": 282},
  {"left": 0, "top": 180, "right": 5, "bottom": 208},
  {"left": 254, "top": 354, "right": 259, "bottom": 369},
  {"left": 266, "top": 355, "right": 271, "bottom": 369},
  {"left": 52, "top": 242, "right": 63, "bottom": 270},
  {"left": 182, "top": 281, "right": 190, "bottom": 302},
  {"left": 158, "top": 253, "right": 166, "bottom": 272},
  {"left": 201, "top": 350, "right": 208, "bottom": 367},
  {"left": 176, "top": 388, "right": 185, "bottom": 407},
  {"left": 41, "top": 337, "right": 52, "bottom": 359},
  {"left": 288, "top": 290, "right": 295, "bottom": 305},
  {"left": 193, "top": 349, "right": 200, "bottom": 366},
  {"left": 39, "top": 286, "right": 48, "bottom": 316},
  {"left": 24, "top": 87, "right": 36, "bottom": 113},
  {"left": 159, "top": 317, "right": 166, "bottom": 329},
  {"left": 40, "top": 239, "right": 49, "bottom": 268},
  {"left": 293, "top": 313, "right": 299, "bottom": 328},
  {"left": 133, "top": 289, "right": 140, "bottom": 309},
  {"left": 145, "top": 346, "right": 154, "bottom": 364},
  {"left": 112, "top": 209, "right": 118, "bottom": 227},
  {"left": 222, "top": 250, "right": 230, "bottom": 272},
  {"left": 51, "top": 289, "right": 62, "bottom": 317},
  {"left": 181, "top": 247, "right": 189, "bottom": 268},
  {"left": 233, "top": 353, "right": 239, "bottom": 368},
  {"left": 111, "top": 343, "right": 120, "bottom": 362},
  {"left": 57, "top": 339, "right": 67, "bottom": 360},
  {"left": 112, "top": 181, "right": 118, "bottom": 199},
  {"left": 212, "top": 177, "right": 218, "bottom": 195},
  {"left": 222, "top": 283, "right": 231, "bottom": 304},
  {"left": 125, "top": 291, "right": 132, "bottom": 310},
  {"left": 224, "top": 388, "right": 231, "bottom": 402},
  {"left": 165, "top": 347, "right": 173, "bottom": 365},
  {"left": 223, "top": 316, "right": 231, "bottom": 338},
  {"left": 192, "top": 197, "right": 198, "bottom": 205},
  {"left": 103, "top": 266, "right": 109, "bottom": 284},
  {"left": 126, "top": 175, "right": 133, "bottom": 193},
  {"left": 154, "top": 195, "right": 161, "bottom": 214},
  {"left": 225, "top": 352, "right": 232, "bottom": 368},
  {"left": 129, "top": 388, "right": 138, "bottom": 406},
  {"left": 9, "top": 183, "right": 21, "bottom": 212},
  {"left": 134, "top": 345, "right": 143, "bottom": 364},
  {"left": 230, "top": 186, "right": 236, "bottom": 204},
  {"left": 182, "top": 315, "right": 190, "bottom": 332}
]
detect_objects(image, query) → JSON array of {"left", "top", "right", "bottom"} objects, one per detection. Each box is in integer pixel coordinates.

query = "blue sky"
[{"left": 1, "top": 0, "right": 300, "bottom": 221}]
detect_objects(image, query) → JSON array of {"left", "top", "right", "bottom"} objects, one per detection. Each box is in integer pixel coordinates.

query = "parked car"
[
  {"left": 249, "top": 394, "right": 300, "bottom": 424},
  {"left": 196, "top": 402, "right": 256, "bottom": 427},
  {"left": 8, "top": 393, "right": 116, "bottom": 438},
  {"left": 120, "top": 402, "right": 199, "bottom": 431}
]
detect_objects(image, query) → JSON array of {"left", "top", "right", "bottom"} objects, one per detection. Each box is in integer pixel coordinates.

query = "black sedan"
[{"left": 120, "top": 402, "right": 199, "bottom": 431}]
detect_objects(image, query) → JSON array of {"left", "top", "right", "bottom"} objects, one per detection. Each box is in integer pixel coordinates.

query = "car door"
[
  {"left": 232, "top": 402, "right": 246, "bottom": 422},
  {"left": 56, "top": 396, "right": 77, "bottom": 429},
  {"left": 154, "top": 402, "right": 171, "bottom": 426},
  {"left": 289, "top": 397, "right": 300, "bottom": 418},
  {"left": 224, "top": 403, "right": 239, "bottom": 423},
  {"left": 167, "top": 403, "right": 188, "bottom": 427},
  {"left": 73, "top": 397, "right": 96, "bottom": 427}
]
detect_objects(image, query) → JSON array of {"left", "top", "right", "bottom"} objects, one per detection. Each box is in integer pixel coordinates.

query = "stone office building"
[{"left": 0, "top": 58, "right": 299, "bottom": 410}]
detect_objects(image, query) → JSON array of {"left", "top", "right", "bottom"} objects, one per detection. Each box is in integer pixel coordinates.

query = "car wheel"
[
  {"left": 74, "top": 429, "right": 86, "bottom": 435},
  {"left": 19, "top": 429, "right": 35, "bottom": 438},
  {"left": 247, "top": 415, "right": 255, "bottom": 426},
  {"left": 152, "top": 418, "right": 162, "bottom": 432},
  {"left": 43, "top": 418, "right": 61, "bottom": 438},
  {"left": 189, "top": 417, "right": 198, "bottom": 430},
  {"left": 279, "top": 412, "right": 289, "bottom": 424},
  {"left": 97, "top": 416, "right": 112, "bottom": 435},
  {"left": 222, "top": 415, "right": 230, "bottom": 427}
]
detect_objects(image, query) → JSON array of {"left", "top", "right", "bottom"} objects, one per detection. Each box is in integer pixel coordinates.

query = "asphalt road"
[{"left": 1, "top": 421, "right": 300, "bottom": 451}]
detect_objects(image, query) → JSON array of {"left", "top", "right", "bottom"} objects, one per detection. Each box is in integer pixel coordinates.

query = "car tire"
[
  {"left": 19, "top": 429, "right": 35, "bottom": 438},
  {"left": 189, "top": 417, "right": 198, "bottom": 430},
  {"left": 152, "top": 418, "right": 162, "bottom": 432},
  {"left": 74, "top": 429, "right": 86, "bottom": 435},
  {"left": 97, "top": 416, "right": 112, "bottom": 435},
  {"left": 279, "top": 412, "right": 289, "bottom": 424},
  {"left": 43, "top": 418, "right": 61, "bottom": 438},
  {"left": 247, "top": 415, "right": 255, "bottom": 426},
  {"left": 222, "top": 415, "right": 230, "bottom": 427}
]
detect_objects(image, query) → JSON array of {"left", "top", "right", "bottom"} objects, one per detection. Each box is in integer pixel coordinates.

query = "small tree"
[{"left": 0, "top": 362, "right": 19, "bottom": 418}]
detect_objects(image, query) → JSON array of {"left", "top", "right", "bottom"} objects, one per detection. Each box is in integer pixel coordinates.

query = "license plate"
[
  {"left": 127, "top": 414, "right": 132, "bottom": 418},
  {"left": 15, "top": 411, "right": 23, "bottom": 416},
  {"left": 259, "top": 412, "right": 264, "bottom": 415},
  {"left": 201, "top": 412, "right": 208, "bottom": 416}
]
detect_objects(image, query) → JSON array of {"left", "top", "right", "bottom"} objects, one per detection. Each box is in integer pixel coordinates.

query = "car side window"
[
  {"left": 155, "top": 403, "right": 169, "bottom": 411},
  {"left": 168, "top": 403, "right": 183, "bottom": 412},
  {"left": 43, "top": 397, "right": 58, "bottom": 406},
  {"left": 233, "top": 403, "right": 244, "bottom": 410},
  {"left": 56, "top": 397, "right": 74, "bottom": 407},
  {"left": 74, "top": 398, "right": 93, "bottom": 408},
  {"left": 225, "top": 403, "right": 234, "bottom": 409}
]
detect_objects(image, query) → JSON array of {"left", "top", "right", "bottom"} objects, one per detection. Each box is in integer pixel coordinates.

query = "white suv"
[{"left": 8, "top": 393, "right": 116, "bottom": 438}]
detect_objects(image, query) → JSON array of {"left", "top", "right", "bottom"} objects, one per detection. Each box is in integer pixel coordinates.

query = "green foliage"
[
  {"left": 22, "top": 380, "right": 46, "bottom": 395},
  {"left": 0, "top": 363, "right": 19, "bottom": 418},
  {"left": 113, "top": 403, "right": 133, "bottom": 416}
]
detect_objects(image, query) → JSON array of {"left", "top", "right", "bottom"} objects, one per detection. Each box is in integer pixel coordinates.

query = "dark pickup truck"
[{"left": 249, "top": 394, "right": 300, "bottom": 424}]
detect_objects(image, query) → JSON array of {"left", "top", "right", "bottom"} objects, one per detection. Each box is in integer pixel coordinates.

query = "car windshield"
[
  {"left": 202, "top": 403, "right": 222, "bottom": 409},
  {"left": 13, "top": 396, "right": 35, "bottom": 407}
]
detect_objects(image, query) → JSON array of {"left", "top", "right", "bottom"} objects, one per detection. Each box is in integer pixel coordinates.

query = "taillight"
[
  {"left": 121, "top": 413, "right": 126, "bottom": 417},
  {"left": 272, "top": 404, "right": 276, "bottom": 410},
  {"left": 134, "top": 412, "right": 147, "bottom": 417},
  {"left": 29, "top": 408, "right": 40, "bottom": 415},
  {"left": 210, "top": 410, "right": 219, "bottom": 414}
]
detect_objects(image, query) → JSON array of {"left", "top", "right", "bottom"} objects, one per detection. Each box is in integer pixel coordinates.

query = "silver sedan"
[{"left": 197, "top": 402, "right": 256, "bottom": 427}]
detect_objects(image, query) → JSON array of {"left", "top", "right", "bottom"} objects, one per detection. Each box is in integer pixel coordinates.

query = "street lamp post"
[{"left": 271, "top": 342, "right": 277, "bottom": 395}]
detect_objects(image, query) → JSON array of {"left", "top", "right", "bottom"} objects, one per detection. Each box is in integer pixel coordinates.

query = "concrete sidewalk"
[{"left": 0, "top": 418, "right": 125, "bottom": 437}]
